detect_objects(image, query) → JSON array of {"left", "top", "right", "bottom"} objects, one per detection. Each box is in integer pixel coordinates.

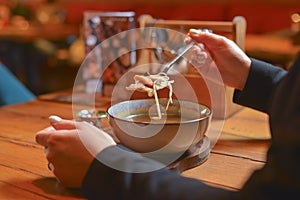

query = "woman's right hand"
[{"left": 187, "top": 29, "right": 251, "bottom": 90}]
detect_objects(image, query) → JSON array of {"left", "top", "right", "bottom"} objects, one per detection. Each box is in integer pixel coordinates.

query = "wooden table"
[
  {"left": 0, "top": 93, "right": 271, "bottom": 199},
  {"left": 245, "top": 33, "right": 300, "bottom": 69}
]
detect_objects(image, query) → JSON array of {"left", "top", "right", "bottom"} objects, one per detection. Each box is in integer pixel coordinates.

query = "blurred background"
[{"left": 0, "top": 0, "right": 299, "bottom": 95}]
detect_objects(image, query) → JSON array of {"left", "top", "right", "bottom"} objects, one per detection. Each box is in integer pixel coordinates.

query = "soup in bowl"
[{"left": 107, "top": 99, "right": 211, "bottom": 153}]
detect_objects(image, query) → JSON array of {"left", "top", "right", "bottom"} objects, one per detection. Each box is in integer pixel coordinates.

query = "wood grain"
[{"left": 0, "top": 96, "right": 270, "bottom": 199}]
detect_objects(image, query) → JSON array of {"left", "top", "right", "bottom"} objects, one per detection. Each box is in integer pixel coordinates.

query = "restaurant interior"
[
  {"left": 1, "top": 0, "right": 300, "bottom": 199},
  {"left": 0, "top": 0, "right": 299, "bottom": 96}
]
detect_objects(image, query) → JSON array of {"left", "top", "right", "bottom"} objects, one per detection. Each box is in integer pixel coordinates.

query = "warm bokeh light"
[{"left": 291, "top": 13, "right": 300, "bottom": 23}]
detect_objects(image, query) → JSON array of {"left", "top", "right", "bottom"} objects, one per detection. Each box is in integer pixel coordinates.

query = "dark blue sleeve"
[
  {"left": 236, "top": 54, "right": 300, "bottom": 199},
  {"left": 81, "top": 57, "right": 297, "bottom": 200},
  {"left": 81, "top": 145, "right": 236, "bottom": 200},
  {"left": 233, "top": 58, "right": 287, "bottom": 114}
]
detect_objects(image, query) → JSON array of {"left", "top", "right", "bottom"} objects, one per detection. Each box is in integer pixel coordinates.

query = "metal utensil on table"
[{"left": 161, "top": 42, "right": 194, "bottom": 73}]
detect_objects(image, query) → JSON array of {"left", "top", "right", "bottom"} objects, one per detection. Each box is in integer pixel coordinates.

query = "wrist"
[{"left": 237, "top": 57, "right": 251, "bottom": 91}]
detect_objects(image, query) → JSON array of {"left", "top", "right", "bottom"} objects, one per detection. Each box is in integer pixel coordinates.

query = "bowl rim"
[{"left": 107, "top": 98, "right": 212, "bottom": 125}]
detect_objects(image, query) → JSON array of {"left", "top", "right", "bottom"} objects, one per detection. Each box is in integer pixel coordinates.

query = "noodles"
[{"left": 126, "top": 72, "right": 174, "bottom": 119}]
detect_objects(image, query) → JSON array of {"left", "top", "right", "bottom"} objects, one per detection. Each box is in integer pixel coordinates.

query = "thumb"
[
  {"left": 188, "top": 29, "right": 224, "bottom": 49},
  {"left": 49, "top": 115, "right": 76, "bottom": 130}
]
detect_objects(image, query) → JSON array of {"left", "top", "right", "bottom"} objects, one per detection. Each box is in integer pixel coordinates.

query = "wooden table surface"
[
  {"left": 245, "top": 33, "right": 300, "bottom": 68},
  {"left": 0, "top": 93, "right": 271, "bottom": 199}
]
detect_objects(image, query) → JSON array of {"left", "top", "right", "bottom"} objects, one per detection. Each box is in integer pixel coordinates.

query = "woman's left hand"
[{"left": 35, "top": 116, "right": 116, "bottom": 188}]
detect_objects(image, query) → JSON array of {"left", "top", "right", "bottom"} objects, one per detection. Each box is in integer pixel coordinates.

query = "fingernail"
[
  {"left": 48, "top": 162, "right": 55, "bottom": 172},
  {"left": 49, "top": 115, "right": 62, "bottom": 123},
  {"left": 44, "top": 147, "right": 49, "bottom": 154},
  {"left": 45, "top": 126, "right": 55, "bottom": 131},
  {"left": 189, "top": 29, "right": 202, "bottom": 34},
  {"left": 184, "top": 37, "right": 191, "bottom": 43}
]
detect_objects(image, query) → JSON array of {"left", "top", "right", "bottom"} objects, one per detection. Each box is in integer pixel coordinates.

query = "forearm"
[
  {"left": 82, "top": 145, "right": 235, "bottom": 200},
  {"left": 233, "top": 58, "right": 287, "bottom": 114}
]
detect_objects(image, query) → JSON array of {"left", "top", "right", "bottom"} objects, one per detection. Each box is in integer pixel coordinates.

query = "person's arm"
[
  {"left": 82, "top": 145, "right": 236, "bottom": 200},
  {"left": 36, "top": 118, "right": 236, "bottom": 200},
  {"left": 233, "top": 58, "right": 287, "bottom": 113},
  {"left": 187, "top": 30, "right": 287, "bottom": 114},
  {"left": 235, "top": 54, "right": 300, "bottom": 200}
]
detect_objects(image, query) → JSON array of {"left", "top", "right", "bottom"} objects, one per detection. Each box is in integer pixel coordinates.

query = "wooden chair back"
[
  {"left": 139, "top": 15, "right": 247, "bottom": 51},
  {"left": 136, "top": 15, "right": 247, "bottom": 118}
]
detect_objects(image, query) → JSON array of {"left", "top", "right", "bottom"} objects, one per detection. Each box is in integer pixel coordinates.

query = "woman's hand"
[
  {"left": 35, "top": 116, "right": 116, "bottom": 188},
  {"left": 187, "top": 29, "right": 251, "bottom": 90}
]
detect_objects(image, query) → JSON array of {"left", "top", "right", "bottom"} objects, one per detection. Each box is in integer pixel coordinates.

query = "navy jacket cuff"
[{"left": 233, "top": 58, "right": 287, "bottom": 114}]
